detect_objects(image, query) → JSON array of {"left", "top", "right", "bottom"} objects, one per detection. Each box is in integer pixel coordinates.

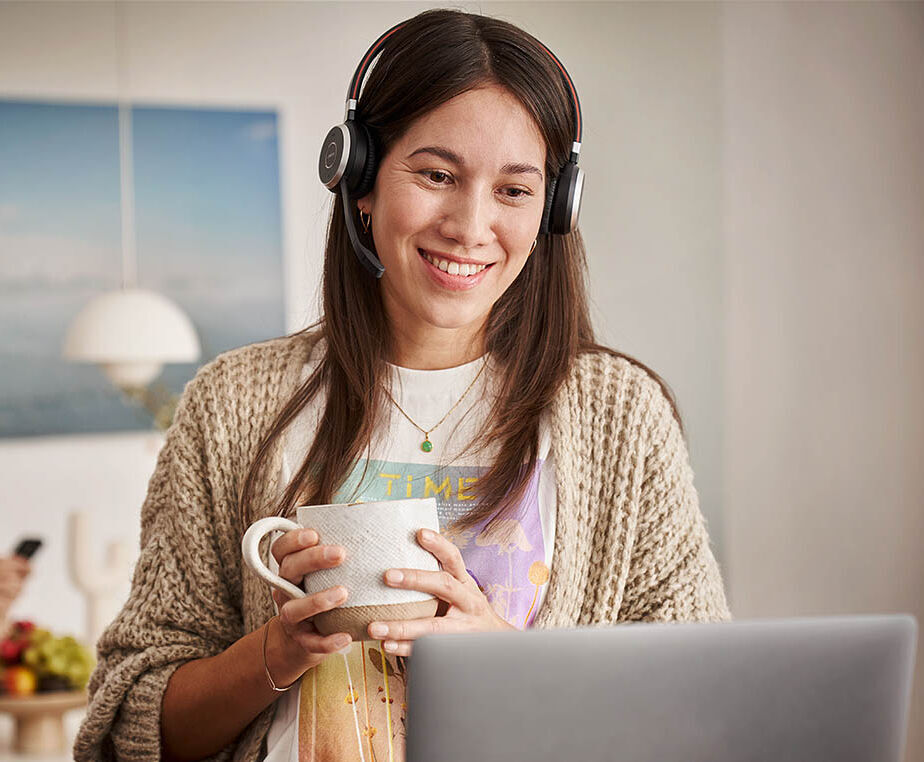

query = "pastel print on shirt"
[{"left": 293, "top": 457, "right": 550, "bottom": 762}]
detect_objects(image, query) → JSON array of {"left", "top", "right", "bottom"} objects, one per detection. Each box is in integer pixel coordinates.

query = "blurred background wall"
[{"left": 0, "top": 1, "right": 920, "bottom": 758}]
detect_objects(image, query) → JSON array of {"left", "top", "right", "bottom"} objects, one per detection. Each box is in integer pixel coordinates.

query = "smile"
[
  {"left": 417, "top": 248, "right": 494, "bottom": 291},
  {"left": 418, "top": 249, "right": 491, "bottom": 276}
]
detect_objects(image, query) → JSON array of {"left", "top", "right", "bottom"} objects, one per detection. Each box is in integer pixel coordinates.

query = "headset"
[{"left": 318, "top": 20, "right": 585, "bottom": 279}]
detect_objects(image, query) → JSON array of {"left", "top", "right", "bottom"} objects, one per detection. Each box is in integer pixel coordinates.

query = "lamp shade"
[{"left": 63, "top": 288, "right": 201, "bottom": 388}]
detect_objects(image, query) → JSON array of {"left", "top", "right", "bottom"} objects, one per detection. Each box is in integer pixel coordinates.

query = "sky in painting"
[{"left": 0, "top": 100, "right": 285, "bottom": 437}]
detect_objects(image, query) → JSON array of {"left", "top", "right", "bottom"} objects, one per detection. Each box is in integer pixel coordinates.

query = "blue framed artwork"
[{"left": 0, "top": 100, "right": 286, "bottom": 437}]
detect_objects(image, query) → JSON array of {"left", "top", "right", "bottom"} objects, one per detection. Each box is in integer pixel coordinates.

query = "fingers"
[
  {"left": 264, "top": 616, "right": 351, "bottom": 689},
  {"left": 381, "top": 640, "right": 413, "bottom": 657},
  {"left": 272, "top": 588, "right": 301, "bottom": 612},
  {"left": 290, "top": 627, "right": 353, "bottom": 655},
  {"left": 384, "top": 566, "right": 478, "bottom": 612},
  {"left": 269, "top": 527, "right": 349, "bottom": 659},
  {"left": 417, "top": 528, "right": 470, "bottom": 582},
  {"left": 0, "top": 557, "right": 29, "bottom": 581},
  {"left": 270, "top": 528, "right": 318, "bottom": 565},
  {"left": 274, "top": 585, "right": 352, "bottom": 656},
  {"left": 278, "top": 585, "right": 348, "bottom": 629},
  {"left": 270, "top": 528, "right": 345, "bottom": 588},
  {"left": 0, "top": 559, "right": 27, "bottom": 596},
  {"left": 278, "top": 544, "right": 345, "bottom": 586},
  {"left": 367, "top": 614, "right": 445, "bottom": 643},
  {"left": 276, "top": 616, "right": 352, "bottom": 656}
]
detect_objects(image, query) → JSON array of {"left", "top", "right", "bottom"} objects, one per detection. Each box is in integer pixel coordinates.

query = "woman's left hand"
[{"left": 366, "top": 528, "right": 517, "bottom": 656}]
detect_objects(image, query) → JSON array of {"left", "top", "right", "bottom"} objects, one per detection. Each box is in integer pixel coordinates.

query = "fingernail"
[
  {"left": 385, "top": 569, "right": 403, "bottom": 584},
  {"left": 369, "top": 623, "right": 388, "bottom": 638},
  {"left": 384, "top": 641, "right": 397, "bottom": 652},
  {"left": 325, "top": 546, "right": 343, "bottom": 561},
  {"left": 335, "top": 634, "right": 351, "bottom": 648},
  {"left": 329, "top": 587, "right": 347, "bottom": 603},
  {"left": 301, "top": 529, "right": 317, "bottom": 545},
  {"left": 420, "top": 529, "right": 435, "bottom": 542}
]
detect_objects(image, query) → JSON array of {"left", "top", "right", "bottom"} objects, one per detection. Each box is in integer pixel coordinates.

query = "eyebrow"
[{"left": 407, "top": 145, "right": 543, "bottom": 181}]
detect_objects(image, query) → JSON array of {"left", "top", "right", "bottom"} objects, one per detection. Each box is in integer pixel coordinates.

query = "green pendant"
[{"left": 421, "top": 437, "right": 433, "bottom": 453}]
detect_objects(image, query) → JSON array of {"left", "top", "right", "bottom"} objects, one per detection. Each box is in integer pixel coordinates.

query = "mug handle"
[{"left": 241, "top": 516, "right": 307, "bottom": 600}]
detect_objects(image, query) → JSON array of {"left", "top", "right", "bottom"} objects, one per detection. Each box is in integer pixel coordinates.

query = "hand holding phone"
[{"left": 1, "top": 543, "right": 36, "bottom": 618}]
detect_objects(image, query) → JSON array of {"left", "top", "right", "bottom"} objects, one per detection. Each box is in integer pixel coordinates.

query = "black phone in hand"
[{"left": 13, "top": 538, "right": 42, "bottom": 560}]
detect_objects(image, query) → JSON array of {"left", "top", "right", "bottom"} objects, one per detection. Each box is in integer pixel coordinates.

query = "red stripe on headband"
[
  {"left": 534, "top": 40, "right": 581, "bottom": 142},
  {"left": 351, "top": 25, "right": 406, "bottom": 100}
]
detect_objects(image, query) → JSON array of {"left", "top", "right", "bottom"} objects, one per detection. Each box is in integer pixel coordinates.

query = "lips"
[
  {"left": 418, "top": 248, "right": 494, "bottom": 276},
  {"left": 417, "top": 248, "right": 493, "bottom": 290}
]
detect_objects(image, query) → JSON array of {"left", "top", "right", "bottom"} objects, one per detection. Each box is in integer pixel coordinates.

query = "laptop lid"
[{"left": 406, "top": 615, "right": 917, "bottom": 762}]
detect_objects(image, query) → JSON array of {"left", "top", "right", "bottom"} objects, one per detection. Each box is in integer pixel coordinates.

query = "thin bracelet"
[{"left": 263, "top": 617, "right": 295, "bottom": 693}]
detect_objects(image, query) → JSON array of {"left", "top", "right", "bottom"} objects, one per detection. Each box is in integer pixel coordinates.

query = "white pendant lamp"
[
  {"left": 63, "top": 288, "right": 199, "bottom": 388},
  {"left": 62, "top": 0, "right": 200, "bottom": 390}
]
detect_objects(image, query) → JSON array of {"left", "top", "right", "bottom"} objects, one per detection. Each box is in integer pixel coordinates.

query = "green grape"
[
  {"left": 47, "top": 654, "right": 67, "bottom": 676},
  {"left": 22, "top": 647, "right": 41, "bottom": 668},
  {"left": 16, "top": 628, "right": 96, "bottom": 688}
]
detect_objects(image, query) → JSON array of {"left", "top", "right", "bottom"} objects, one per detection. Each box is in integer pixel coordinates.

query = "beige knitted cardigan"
[{"left": 73, "top": 330, "right": 730, "bottom": 761}]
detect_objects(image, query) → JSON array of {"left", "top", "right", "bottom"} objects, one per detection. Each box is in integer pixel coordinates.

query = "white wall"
[
  {"left": 0, "top": 1, "right": 921, "bottom": 758},
  {"left": 723, "top": 3, "right": 924, "bottom": 758}
]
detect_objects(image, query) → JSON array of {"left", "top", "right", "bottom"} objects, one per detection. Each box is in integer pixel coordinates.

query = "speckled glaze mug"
[{"left": 242, "top": 498, "right": 441, "bottom": 642}]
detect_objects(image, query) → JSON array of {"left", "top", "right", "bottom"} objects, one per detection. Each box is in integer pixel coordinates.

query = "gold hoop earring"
[
  {"left": 360, "top": 210, "right": 371, "bottom": 233},
  {"left": 529, "top": 239, "right": 538, "bottom": 255}
]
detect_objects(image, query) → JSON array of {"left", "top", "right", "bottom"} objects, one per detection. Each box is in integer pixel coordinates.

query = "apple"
[
  {"left": 0, "top": 638, "right": 26, "bottom": 665},
  {"left": 2, "top": 665, "right": 37, "bottom": 696}
]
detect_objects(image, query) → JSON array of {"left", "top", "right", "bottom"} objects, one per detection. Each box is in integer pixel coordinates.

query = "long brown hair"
[{"left": 240, "top": 8, "right": 684, "bottom": 536}]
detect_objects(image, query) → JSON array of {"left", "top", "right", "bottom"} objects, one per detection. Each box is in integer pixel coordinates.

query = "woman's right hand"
[{"left": 264, "top": 528, "right": 351, "bottom": 687}]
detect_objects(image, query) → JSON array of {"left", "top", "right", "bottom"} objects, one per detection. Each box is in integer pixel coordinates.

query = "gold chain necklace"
[{"left": 383, "top": 358, "right": 488, "bottom": 453}]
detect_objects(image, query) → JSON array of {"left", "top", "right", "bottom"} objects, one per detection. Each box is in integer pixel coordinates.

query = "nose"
[{"left": 436, "top": 184, "right": 496, "bottom": 249}]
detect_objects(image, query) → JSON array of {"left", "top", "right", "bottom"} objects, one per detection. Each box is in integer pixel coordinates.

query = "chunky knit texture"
[{"left": 73, "top": 330, "right": 730, "bottom": 761}]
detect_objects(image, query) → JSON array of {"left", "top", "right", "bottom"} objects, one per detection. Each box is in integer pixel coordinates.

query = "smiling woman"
[
  {"left": 73, "top": 8, "right": 730, "bottom": 762},
  {"left": 360, "top": 84, "right": 546, "bottom": 348}
]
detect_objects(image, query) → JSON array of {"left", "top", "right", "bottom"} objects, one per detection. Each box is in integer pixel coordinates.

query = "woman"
[{"left": 75, "top": 9, "right": 730, "bottom": 761}]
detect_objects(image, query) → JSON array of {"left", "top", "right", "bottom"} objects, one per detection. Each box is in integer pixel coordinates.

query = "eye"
[
  {"left": 502, "top": 187, "right": 533, "bottom": 199},
  {"left": 420, "top": 170, "right": 453, "bottom": 185}
]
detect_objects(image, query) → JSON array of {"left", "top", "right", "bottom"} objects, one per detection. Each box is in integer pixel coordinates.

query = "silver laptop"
[{"left": 406, "top": 615, "right": 917, "bottom": 762}]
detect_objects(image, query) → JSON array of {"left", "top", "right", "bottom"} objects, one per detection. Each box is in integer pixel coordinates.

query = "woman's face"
[{"left": 358, "top": 84, "right": 547, "bottom": 343}]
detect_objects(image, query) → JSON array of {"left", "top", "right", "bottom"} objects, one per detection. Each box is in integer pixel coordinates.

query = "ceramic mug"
[{"left": 242, "top": 498, "right": 441, "bottom": 642}]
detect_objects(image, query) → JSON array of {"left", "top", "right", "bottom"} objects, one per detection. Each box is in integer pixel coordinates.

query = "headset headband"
[{"left": 344, "top": 21, "right": 583, "bottom": 159}]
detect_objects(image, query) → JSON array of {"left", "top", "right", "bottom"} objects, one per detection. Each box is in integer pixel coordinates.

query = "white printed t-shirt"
[{"left": 264, "top": 339, "right": 556, "bottom": 762}]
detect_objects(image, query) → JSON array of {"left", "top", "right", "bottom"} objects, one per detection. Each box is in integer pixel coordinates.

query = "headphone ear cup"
[
  {"left": 546, "top": 161, "right": 584, "bottom": 235},
  {"left": 350, "top": 121, "right": 379, "bottom": 199},
  {"left": 336, "top": 120, "right": 366, "bottom": 196},
  {"left": 540, "top": 174, "right": 559, "bottom": 235}
]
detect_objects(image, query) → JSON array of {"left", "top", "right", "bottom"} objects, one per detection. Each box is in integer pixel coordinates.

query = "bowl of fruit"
[{"left": 0, "top": 620, "right": 94, "bottom": 754}]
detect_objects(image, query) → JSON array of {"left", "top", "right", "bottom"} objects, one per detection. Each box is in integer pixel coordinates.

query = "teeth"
[{"left": 421, "top": 250, "right": 488, "bottom": 276}]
